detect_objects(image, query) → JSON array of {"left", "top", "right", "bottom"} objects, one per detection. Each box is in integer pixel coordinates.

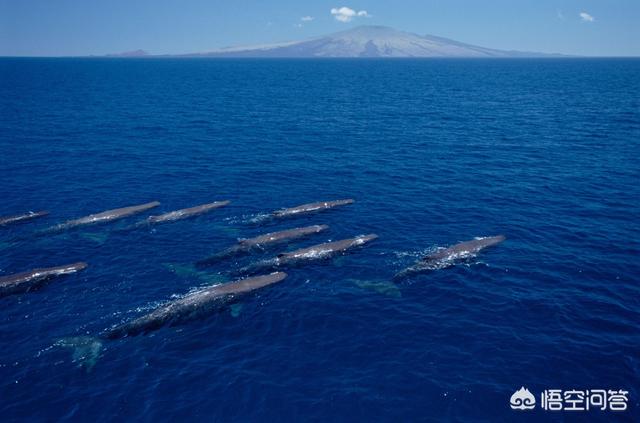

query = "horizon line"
[{"left": 2, "top": 55, "right": 640, "bottom": 59}]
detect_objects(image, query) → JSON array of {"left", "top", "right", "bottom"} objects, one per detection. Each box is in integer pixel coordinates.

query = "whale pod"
[
  {"left": 104, "top": 272, "right": 287, "bottom": 339},
  {"left": 0, "top": 262, "right": 88, "bottom": 297},
  {"left": 45, "top": 201, "right": 160, "bottom": 233},
  {"left": 394, "top": 235, "right": 506, "bottom": 280},
  {"left": 240, "top": 234, "right": 378, "bottom": 274},
  {"left": 0, "top": 211, "right": 49, "bottom": 227},
  {"left": 196, "top": 224, "right": 329, "bottom": 267},
  {"left": 135, "top": 201, "right": 230, "bottom": 226},
  {"left": 272, "top": 199, "right": 354, "bottom": 218}
]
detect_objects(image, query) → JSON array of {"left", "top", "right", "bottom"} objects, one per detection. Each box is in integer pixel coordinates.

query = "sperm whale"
[
  {"left": 0, "top": 262, "right": 88, "bottom": 297},
  {"left": 57, "top": 272, "right": 286, "bottom": 370},
  {"left": 104, "top": 272, "right": 286, "bottom": 339},
  {"left": 0, "top": 211, "right": 49, "bottom": 227},
  {"left": 394, "top": 235, "right": 506, "bottom": 280},
  {"left": 132, "top": 201, "right": 230, "bottom": 227},
  {"left": 196, "top": 224, "right": 329, "bottom": 267},
  {"left": 271, "top": 199, "right": 354, "bottom": 218},
  {"left": 44, "top": 201, "right": 160, "bottom": 233},
  {"left": 239, "top": 234, "right": 378, "bottom": 274}
]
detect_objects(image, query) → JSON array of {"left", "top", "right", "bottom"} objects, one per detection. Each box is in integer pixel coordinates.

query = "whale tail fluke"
[
  {"left": 352, "top": 279, "right": 402, "bottom": 298},
  {"left": 79, "top": 231, "right": 110, "bottom": 245},
  {"left": 55, "top": 336, "right": 104, "bottom": 372},
  {"left": 194, "top": 253, "right": 226, "bottom": 268},
  {"left": 164, "top": 262, "right": 229, "bottom": 285},
  {"left": 230, "top": 303, "right": 244, "bottom": 317},
  {"left": 392, "top": 268, "right": 413, "bottom": 282}
]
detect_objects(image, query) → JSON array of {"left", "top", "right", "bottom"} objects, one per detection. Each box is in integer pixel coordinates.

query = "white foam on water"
[
  {"left": 246, "top": 212, "right": 272, "bottom": 224},
  {"left": 392, "top": 246, "right": 441, "bottom": 260}
]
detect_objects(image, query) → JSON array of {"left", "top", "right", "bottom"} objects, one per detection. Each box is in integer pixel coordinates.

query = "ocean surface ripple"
[{"left": 1, "top": 58, "right": 639, "bottom": 421}]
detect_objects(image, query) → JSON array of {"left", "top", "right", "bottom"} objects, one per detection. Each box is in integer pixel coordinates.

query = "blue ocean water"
[{"left": 0, "top": 58, "right": 639, "bottom": 421}]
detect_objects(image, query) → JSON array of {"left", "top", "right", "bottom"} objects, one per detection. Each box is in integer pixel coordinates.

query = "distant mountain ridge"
[
  {"left": 106, "top": 49, "right": 150, "bottom": 58},
  {"left": 109, "top": 26, "right": 565, "bottom": 58}
]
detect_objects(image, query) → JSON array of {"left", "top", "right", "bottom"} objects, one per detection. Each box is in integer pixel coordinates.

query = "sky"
[{"left": 0, "top": 0, "right": 638, "bottom": 56}]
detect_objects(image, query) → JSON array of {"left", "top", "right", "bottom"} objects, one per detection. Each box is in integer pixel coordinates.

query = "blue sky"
[{"left": 1, "top": 0, "right": 638, "bottom": 56}]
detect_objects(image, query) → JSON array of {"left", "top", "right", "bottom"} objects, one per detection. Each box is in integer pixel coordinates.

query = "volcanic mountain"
[{"left": 181, "top": 26, "right": 560, "bottom": 58}]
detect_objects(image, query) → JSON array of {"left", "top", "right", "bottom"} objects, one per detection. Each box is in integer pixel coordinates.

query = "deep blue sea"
[{"left": 1, "top": 58, "right": 639, "bottom": 422}]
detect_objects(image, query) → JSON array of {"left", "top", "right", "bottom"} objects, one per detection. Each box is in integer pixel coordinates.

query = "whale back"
[
  {"left": 240, "top": 224, "right": 329, "bottom": 247},
  {"left": 281, "top": 234, "right": 378, "bottom": 260},
  {"left": 425, "top": 235, "right": 506, "bottom": 262},
  {"left": 0, "top": 262, "right": 88, "bottom": 297},
  {"left": 272, "top": 199, "right": 354, "bottom": 217},
  {"left": 147, "top": 201, "right": 230, "bottom": 223},
  {"left": 0, "top": 210, "right": 49, "bottom": 226}
]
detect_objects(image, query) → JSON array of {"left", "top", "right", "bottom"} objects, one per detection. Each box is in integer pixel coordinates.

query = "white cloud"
[
  {"left": 556, "top": 10, "right": 564, "bottom": 20},
  {"left": 330, "top": 7, "right": 371, "bottom": 23},
  {"left": 301, "top": 16, "right": 314, "bottom": 22},
  {"left": 579, "top": 12, "right": 595, "bottom": 22}
]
